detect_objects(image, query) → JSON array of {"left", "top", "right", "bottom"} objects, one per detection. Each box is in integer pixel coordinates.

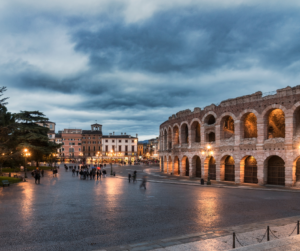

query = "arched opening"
[
  {"left": 205, "top": 114, "right": 216, "bottom": 125},
  {"left": 164, "top": 129, "right": 167, "bottom": 150},
  {"left": 267, "top": 109, "right": 285, "bottom": 139},
  {"left": 168, "top": 156, "right": 172, "bottom": 173},
  {"left": 192, "top": 155, "right": 201, "bottom": 178},
  {"left": 221, "top": 116, "right": 234, "bottom": 140},
  {"left": 206, "top": 132, "right": 215, "bottom": 142},
  {"left": 173, "top": 126, "right": 179, "bottom": 145},
  {"left": 296, "top": 158, "right": 300, "bottom": 182},
  {"left": 181, "top": 156, "right": 189, "bottom": 176},
  {"left": 174, "top": 156, "right": 180, "bottom": 175},
  {"left": 244, "top": 156, "right": 258, "bottom": 184},
  {"left": 267, "top": 156, "right": 285, "bottom": 186},
  {"left": 167, "top": 127, "right": 172, "bottom": 149},
  {"left": 209, "top": 157, "right": 216, "bottom": 180},
  {"left": 293, "top": 107, "right": 300, "bottom": 137},
  {"left": 191, "top": 121, "right": 200, "bottom": 143},
  {"left": 180, "top": 123, "right": 189, "bottom": 144},
  {"left": 164, "top": 156, "right": 167, "bottom": 173},
  {"left": 243, "top": 113, "right": 257, "bottom": 138},
  {"left": 225, "top": 156, "right": 235, "bottom": 181}
]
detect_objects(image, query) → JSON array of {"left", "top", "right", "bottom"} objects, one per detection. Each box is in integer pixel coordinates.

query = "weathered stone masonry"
[{"left": 159, "top": 85, "right": 300, "bottom": 187}]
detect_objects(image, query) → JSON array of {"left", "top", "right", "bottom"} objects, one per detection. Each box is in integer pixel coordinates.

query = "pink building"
[{"left": 60, "top": 129, "right": 83, "bottom": 161}]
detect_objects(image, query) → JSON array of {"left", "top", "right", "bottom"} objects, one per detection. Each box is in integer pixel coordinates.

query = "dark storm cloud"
[{"left": 72, "top": 6, "right": 300, "bottom": 74}]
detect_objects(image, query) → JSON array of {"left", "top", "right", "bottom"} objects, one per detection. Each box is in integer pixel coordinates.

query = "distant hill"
[{"left": 138, "top": 140, "right": 149, "bottom": 144}]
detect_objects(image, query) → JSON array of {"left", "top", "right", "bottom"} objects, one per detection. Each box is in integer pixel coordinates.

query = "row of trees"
[{"left": 0, "top": 87, "right": 61, "bottom": 169}]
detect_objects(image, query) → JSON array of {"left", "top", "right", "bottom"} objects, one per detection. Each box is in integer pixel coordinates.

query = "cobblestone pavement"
[{"left": 1, "top": 164, "right": 300, "bottom": 251}]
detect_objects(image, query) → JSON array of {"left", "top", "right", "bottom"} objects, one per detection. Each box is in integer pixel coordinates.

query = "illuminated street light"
[{"left": 23, "top": 148, "right": 31, "bottom": 179}]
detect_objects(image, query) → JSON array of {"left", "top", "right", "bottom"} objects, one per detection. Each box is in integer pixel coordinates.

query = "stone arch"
[
  {"left": 167, "top": 127, "right": 172, "bottom": 149},
  {"left": 264, "top": 155, "right": 285, "bottom": 186},
  {"left": 206, "top": 130, "right": 216, "bottom": 142},
  {"left": 262, "top": 105, "right": 287, "bottom": 140},
  {"left": 239, "top": 110, "right": 258, "bottom": 139},
  {"left": 192, "top": 155, "right": 201, "bottom": 177},
  {"left": 174, "top": 156, "right": 180, "bottom": 175},
  {"left": 293, "top": 156, "right": 300, "bottom": 184},
  {"left": 220, "top": 155, "right": 235, "bottom": 181},
  {"left": 203, "top": 111, "right": 217, "bottom": 125},
  {"left": 190, "top": 119, "right": 201, "bottom": 143},
  {"left": 168, "top": 156, "right": 172, "bottom": 174},
  {"left": 240, "top": 155, "right": 258, "bottom": 184},
  {"left": 180, "top": 122, "right": 189, "bottom": 144},
  {"left": 219, "top": 113, "right": 236, "bottom": 140},
  {"left": 181, "top": 156, "right": 190, "bottom": 176},
  {"left": 173, "top": 124, "right": 180, "bottom": 145}
]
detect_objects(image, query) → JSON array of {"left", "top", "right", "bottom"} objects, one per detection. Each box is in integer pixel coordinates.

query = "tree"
[{"left": 14, "top": 111, "right": 61, "bottom": 167}]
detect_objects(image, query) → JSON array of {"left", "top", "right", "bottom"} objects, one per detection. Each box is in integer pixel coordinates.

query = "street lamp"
[
  {"left": 24, "top": 148, "right": 31, "bottom": 179},
  {"left": 201, "top": 145, "right": 214, "bottom": 185},
  {"left": 110, "top": 149, "right": 115, "bottom": 175}
]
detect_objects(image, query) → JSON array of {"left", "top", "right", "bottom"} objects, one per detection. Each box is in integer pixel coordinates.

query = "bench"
[{"left": 1, "top": 180, "right": 10, "bottom": 187}]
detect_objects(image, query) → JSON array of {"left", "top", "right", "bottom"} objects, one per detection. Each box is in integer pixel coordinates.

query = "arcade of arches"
[{"left": 159, "top": 85, "right": 300, "bottom": 187}]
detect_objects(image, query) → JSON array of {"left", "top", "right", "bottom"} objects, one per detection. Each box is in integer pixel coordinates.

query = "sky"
[{"left": 1, "top": 0, "right": 300, "bottom": 140}]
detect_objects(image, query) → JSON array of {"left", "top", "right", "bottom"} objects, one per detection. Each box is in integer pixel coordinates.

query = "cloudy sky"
[{"left": 1, "top": 0, "right": 300, "bottom": 140}]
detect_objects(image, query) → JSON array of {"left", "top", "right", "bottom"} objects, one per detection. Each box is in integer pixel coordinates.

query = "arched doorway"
[
  {"left": 192, "top": 156, "right": 201, "bottom": 178},
  {"left": 267, "top": 109, "right": 285, "bottom": 139},
  {"left": 221, "top": 116, "right": 235, "bottom": 140},
  {"left": 186, "top": 158, "right": 189, "bottom": 176},
  {"left": 242, "top": 113, "right": 257, "bottom": 138},
  {"left": 205, "top": 114, "right": 216, "bottom": 125},
  {"left": 173, "top": 126, "right": 179, "bottom": 145},
  {"left": 244, "top": 156, "right": 258, "bottom": 184},
  {"left": 167, "top": 128, "right": 172, "bottom": 149},
  {"left": 168, "top": 156, "right": 172, "bottom": 173},
  {"left": 296, "top": 158, "right": 300, "bottom": 182},
  {"left": 209, "top": 157, "right": 216, "bottom": 180},
  {"left": 267, "top": 156, "right": 285, "bottom": 186},
  {"left": 191, "top": 121, "right": 201, "bottom": 143},
  {"left": 225, "top": 156, "right": 235, "bottom": 181},
  {"left": 174, "top": 156, "right": 180, "bottom": 175},
  {"left": 207, "top": 132, "right": 215, "bottom": 142}
]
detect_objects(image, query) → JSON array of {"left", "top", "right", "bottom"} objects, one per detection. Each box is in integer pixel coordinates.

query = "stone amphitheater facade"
[{"left": 159, "top": 85, "right": 300, "bottom": 187}]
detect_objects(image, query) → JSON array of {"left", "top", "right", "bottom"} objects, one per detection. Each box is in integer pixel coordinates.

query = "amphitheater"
[{"left": 159, "top": 85, "right": 300, "bottom": 187}]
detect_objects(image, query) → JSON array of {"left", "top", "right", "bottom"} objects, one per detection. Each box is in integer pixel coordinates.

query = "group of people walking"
[
  {"left": 31, "top": 168, "right": 44, "bottom": 184},
  {"left": 128, "top": 171, "right": 147, "bottom": 189}
]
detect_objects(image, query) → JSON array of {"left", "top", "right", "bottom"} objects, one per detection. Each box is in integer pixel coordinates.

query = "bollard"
[
  {"left": 267, "top": 226, "right": 270, "bottom": 241},
  {"left": 298, "top": 221, "right": 299, "bottom": 235},
  {"left": 233, "top": 232, "right": 235, "bottom": 249}
]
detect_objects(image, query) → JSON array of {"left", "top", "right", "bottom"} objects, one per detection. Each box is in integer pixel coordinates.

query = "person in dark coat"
[
  {"left": 133, "top": 171, "right": 137, "bottom": 183},
  {"left": 41, "top": 169, "right": 44, "bottom": 177},
  {"left": 128, "top": 173, "right": 131, "bottom": 183},
  {"left": 35, "top": 169, "right": 41, "bottom": 184},
  {"left": 140, "top": 176, "right": 147, "bottom": 189}
]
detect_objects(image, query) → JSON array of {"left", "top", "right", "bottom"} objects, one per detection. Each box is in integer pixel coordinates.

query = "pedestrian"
[
  {"left": 41, "top": 169, "right": 44, "bottom": 177},
  {"left": 90, "top": 170, "right": 93, "bottom": 180},
  {"left": 99, "top": 170, "right": 102, "bottom": 179},
  {"left": 35, "top": 169, "right": 41, "bottom": 184},
  {"left": 140, "top": 176, "right": 147, "bottom": 189},
  {"left": 76, "top": 170, "right": 79, "bottom": 176},
  {"left": 96, "top": 170, "right": 99, "bottom": 180},
  {"left": 128, "top": 173, "right": 131, "bottom": 183},
  {"left": 133, "top": 170, "right": 137, "bottom": 183},
  {"left": 92, "top": 170, "right": 96, "bottom": 180},
  {"left": 103, "top": 169, "right": 106, "bottom": 177}
]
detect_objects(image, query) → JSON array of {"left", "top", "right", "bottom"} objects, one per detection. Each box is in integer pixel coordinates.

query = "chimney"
[
  {"left": 113, "top": 131, "right": 115, "bottom": 135},
  {"left": 136, "top": 133, "right": 138, "bottom": 138},
  {"left": 121, "top": 132, "right": 123, "bottom": 135},
  {"left": 124, "top": 132, "right": 126, "bottom": 135}
]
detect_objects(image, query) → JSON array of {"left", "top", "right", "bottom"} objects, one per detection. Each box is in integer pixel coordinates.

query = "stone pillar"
[
  {"left": 172, "top": 160, "right": 175, "bottom": 174},
  {"left": 234, "top": 120, "right": 241, "bottom": 146},
  {"left": 190, "top": 157, "right": 196, "bottom": 177},
  {"left": 219, "top": 158, "right": 225, "bottom": 181},
  {"left": 257, "top": 158, "right": 265, "bottom": 185},
  {"left": 203, "top": 157, "right": 208, "bottom": 180},
  {"left": 286, "top": 154, "right": 294, "bottom": 187},
  {"left": 256, "top": 117, "right": 264, "bottom": 150},
  {"left": 215, "top": 125, "right": 221, "bottom": 145},
  {"left": 235, "top": 159, "right": 243, "bottom": 184},
  {"left": 216, "top": 158, "right": 222, "bottom": 181},
  {"left": 200, "top": 124, "right": 205, "bottom": 148},
  {"left": 285, "top": 113, "right": 293, "bottom": 151},
  {"left": 188, "top": 125, "right": 192, "bottom": 148}
]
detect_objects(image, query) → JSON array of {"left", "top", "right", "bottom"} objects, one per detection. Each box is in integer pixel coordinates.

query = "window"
[
  {"left": 105, "top": 140, "right": 108, "bottom": 142},
  {"left": 79, "top": 148, "right": 81, "bottom": 151},
  {"left": 112, "top": 140, "right": 115, "bottom": 143},
  {"left": 69, "top": 143, "right": 75, "bottom": 145},
  {"left": 62, "top": 148, "right": 64, "bottom": 151},
  {"left": 83, "top": 146, "right": 85, "bottom": 151},
  {"left": 88, "top": 137, "right": 91, "bottom": 139},
  {"left": 105, "top": 145, "right": 108, "bottom": 152},
  {"left": 88, "top": 146, "right": 90, "bottom": 151},
  {"left": 99, "top": 137, "right": 101, "bottom": 139},
  {"left": 112, "top": 145, "right": 115, "bottom": 151},
  {"left": 125, "top": 140, "right": 128, "bottom": 143},
  {"left": 98, "top": 141, "right": 101, "bottom": 144},
  {"left": 119, "top": 140, "right": 121, "bottom": 143},
  {"left": 82, "top": 141, "right": 86, "bottom": 144},
  {"left": 69, "top": 148, "right": 74, "bottom": 152},
  {"left": 93, "top": 146, "right": 95, "bottom": 151},
  {"left": 50, "top": 124, "right": 53, "bottom": 129},
  {"left": 99, "top": 146, "right": 101, "bottom": 150},
  {"left": 93, "top": 137, "right": 95, "bottom": 139},
  {"left": 83, "top": 137, "right": 85, "bottom": 139},
  {"left": 125, "top": 146, "right": 128, "bottom": 152},
  {"left": 78, "top": 143, "right": 81, "bottom": 145},
  {"left": 119, "top": 145, "right": 122, "bottom": 152},
  {"left": 132, "top": 146, "right": 135, "bottom": 152},
  {"left": 49, "top": 134, "right": 52, "bottom": 138},
  {"left": 88, "top": 141, "right": 91, "bottom": 144},
  {"left": 132, "top": 140, "right": 134, "bottom": 143},
  {"left": 62, "top": 142, "right": 64, "bottom": 145}
]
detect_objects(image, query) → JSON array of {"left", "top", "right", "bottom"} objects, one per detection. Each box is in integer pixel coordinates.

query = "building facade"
[
  {"left": 138, "top": 143, "right": 144, "bottom": 157},
  {"left": 61, "top": 129, "right": 82, "bottom": 160},
  {"left": 82, "top": 123, "right": 102, "bottom": 161},
  {"left": 36, "top": 121, "right": 56, "bottom": 142},
  {"left": 159, "top": 85, "right": 300, "bottom": 187},
  {"left": 101, "top": 133, "right": 138, "bottom": 163}
]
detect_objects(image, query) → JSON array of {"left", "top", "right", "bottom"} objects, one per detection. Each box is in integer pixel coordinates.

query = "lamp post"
[
  {"left": 201, "top": 145, "right": 214, "bottom": 185},
  {"left": 24, "top": 149, "right": 31, "bottom": 179},
  {"left": 110, "top": 149, "right": 115, "bottom": 175}
]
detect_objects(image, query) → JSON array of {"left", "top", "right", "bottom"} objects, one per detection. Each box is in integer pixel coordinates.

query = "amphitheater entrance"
[
  {"left": 209, "top": 157, "right": 216, "bottom": 180},
  {"left": 174, "top": 156, "right": 180, "bottom": 175},
  {"left": 244, "top": 156, "right": 258, "bottom": 184},
  {"left": 267, "top": 156, "right": 285, "bottom": 186},
  {"left": 192, "top": 156, "right": 201, "bottom": 178},
  {"left": 296, "top": 159, "right": 300, "bottom": 181},
  {"left": 225, "top": 156, "right": 235, "bottom": 181}
]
